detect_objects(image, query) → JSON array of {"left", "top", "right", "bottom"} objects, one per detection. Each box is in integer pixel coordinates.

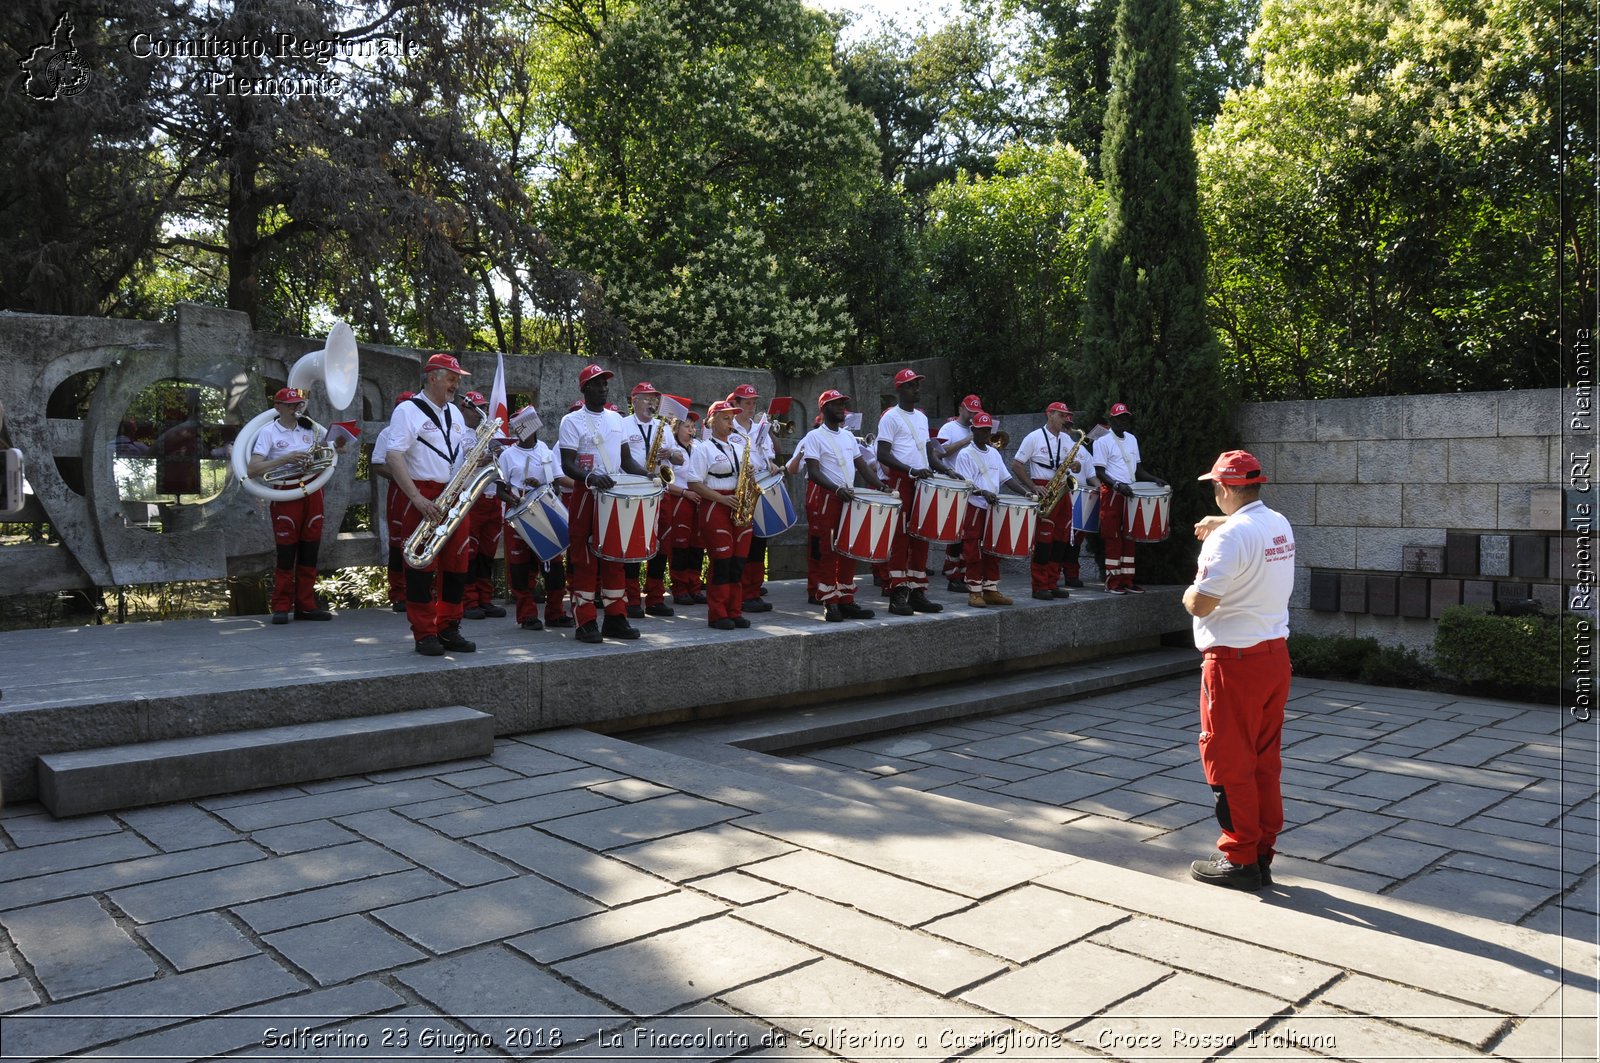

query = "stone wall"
[{"left": 1236, "top": 390, "right": 1584, "bottom": 654}]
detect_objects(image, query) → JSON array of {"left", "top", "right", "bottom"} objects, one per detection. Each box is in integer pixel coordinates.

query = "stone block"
[
  {"left": 1235, "top": 400, "right": 1316, "bottom": 443},
  {"left": 1429, "top": 579, "right": 1461, "bottom": 618},
  {"left": 1530, "top": 488, "right": 1565, "bottom": 530},
  {"left": 397, "top": 947, "right": 618, "bottom": 1046},
  {"left": 1402, "top": 544, "right": 1444, "bottom": 573},
  {"left": 377, "top": 876, "right": 601, "bottom": 954},
  {"left": 1531, "top": 583, "right": 1562, "bottom": 614},
  {"left": 1301, "top": 526, "right": 1356, "bottom": 568},
  {"left": 1479, "top": 534, "right": 1511, "bottom": 576},
  {"left": 1405, "top": 391, "right": 1498, "bottom": 439},
  {"left": 1462, "top": 580, "right": 1495, "bottom": 607},
  {"left": 1310, "top": 571, "right": 1341, "bottom": 613},
  {"left": 1358, "top": 527, "right": 1443, "bottom": 572},
  {"left": 741, "top": 850, "right": 970, "bottom": 926},
  {"left": 1275, "top": 440, "right": 1358, "bottom": 484},
  {"left": 959, "top": 941, "right": 1169, "bottom": 1033},
  {"left": 1446, "top": 531, "right": 1479, "bottom": 575},
  {"left": 1402, "top": 483, "right": 1499, "bottom": 530},
  {"left": 540, "top": 793, "right": 746, "bottom": 852},
  {"left": 139, "top": 912, "right": 258, "bottom": 972},
  {"left": 1450, "top": 436, "right": 1549, "bottom": 483},
  {"left": 1495, "top": 581, "right": 1532, "bottom": 606},
  {"left": 1511, "top": 535, "right": 1549, "bottom": 578},
  {"left": 1495, "top": 389, "right": 1563, "bottom": 436},
  {"left": 1397, "top": 577, "right": 1429, "bottom": 618},
  {"left": 264, "top": 913, "right": 425, "bottom": 986},
  {"left": 0, "top": 896, "right": 158, "bottom": 999},
  {"left": 474, "top": 828, "right": 677, "bottom": 906},
  {"left": 1366, "top": 575, "right": 1398, "bottom": 616},
  {"left": 922, "top": 885, "right": 1123, "bottom": 964},
  {"left": 1550, "top": 535, "right": 1579, "bottom": 580},
  {"left": 333, "top": 809, "right": 515, "bottom": 887},
  {"left": 1315, "top": 396, "right": 1404, "bottom": 442},
  {"left": 1356, "top": 439, "right": 1436, "bottom": 484},
  {"left": 1317, "top": 483, "right": 1401, "bottom": 527},
  {"left": 1264, "top": 482, "right": 1316, "bottom": 525},
  {"left": 1339, "top": 575, "right": 1368, "bottom": 614}
]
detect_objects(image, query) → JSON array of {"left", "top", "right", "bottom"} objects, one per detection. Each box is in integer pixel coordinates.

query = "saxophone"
[
  {"left": 732, "top": 427, "right": 759, "bottom": 527},
  {"left": 403, "top": 414, "right": 503, "bottom": 568},
  {"left": 646, "top": 415, "right": 680, "bottom": 485},
  {"left": 1036, "top": 428, "right": 1088, "bottom": 514}
]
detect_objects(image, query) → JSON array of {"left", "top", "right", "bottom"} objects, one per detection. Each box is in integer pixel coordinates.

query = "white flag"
[{"left": 490, "top": 353, "right": 511, "bottom": 438}]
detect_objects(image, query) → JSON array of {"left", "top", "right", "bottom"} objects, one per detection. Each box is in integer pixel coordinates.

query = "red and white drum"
[
  {"left": 1124, "top": 482, "right": 1172, "bottom": 543},
  {"left": 593, "top": 474, "right": 664, "bottom": 561},
  {"left": 909, "top": 473, "right": 971, "bottom": 544},
  {"left": 982, "top": 494, "right": 1039, "bottom": 560},
  {"left": 834, "top": 489, "right": 901, "bottom": 564}
]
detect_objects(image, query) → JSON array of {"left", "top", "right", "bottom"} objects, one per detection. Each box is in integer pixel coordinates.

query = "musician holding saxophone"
[
  {"left": 385, "top": 353, "right": 484, "bottom": 656},
  {"left": 686, "top": 400, "right": 755, "bottom": 631},
  {"left": 247, "top": 386, "right": 345, "bottom": 624},
  {"left": 729, "top": 384, "right": 780, "bottom": 613},
  {"left": 623, "top": 381, "right": 684, "bottom": 619},
  {"left": 1010, "top": 401, "right": 1084, "bottom": 601}
]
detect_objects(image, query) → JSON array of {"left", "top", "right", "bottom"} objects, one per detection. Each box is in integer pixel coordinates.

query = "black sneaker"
[
  {"left": 601, "top": 615, "right": 641, "bottom": 640},
  {"left": 708, "top": 618, "right": 735, "bottom": 631},
  {"left": 1126, "top": 584, "right": 1147, "bottom": 594},
  {"left": 1064, "top": 578, "right": 1084, "bottom": 588},
  {"left": 690, "top": 591, "right": 709, "bottom": 604},
  {"left": 414, "top": 635, "right": 446, "bottom": 656},
  {"left": 271, "top": 612, "right": 290, "bottom": 625},
  {"left": 480, "top": 604, "right": 507, "bottom": 618},
  {"left": 824, "top": 604, "right": 844, "bottom": 622},
  {"left": 946, "top": 579, "right": 966, "bottom": 593},
  {"left": 390, "top": 601, "right": 406, "bottom": 612},
  {"left": 437, "top": 627, "right": 476, "bottom": 653},
  {"left": 576, "top": 621, "right": 604, "bottom": 643},
  {"left": 731, "top": 616, "right": 751, "bottom": 629},
  {"left": 294, "top": 608, "right": 333, "bottom": 621},
  {"left": 547, "top": 615, "right": 576, "bottom": 628},
  {"left": 1217, "top": 850, "right": 1274, "bottom": 887},
  {"left": 463, "top": 607, "right": 487, "bottom": 620},
  {"left": 839, "top": 602, "right": 875, "bottom": 619},
  {"left": 646, "top": 603, "right": 675, "bottom": 617},
  {"left": 1051, "top": 588, "right": 1071, "bottom": 599},
  {"left": 626, "top": 604, "right": 646, "bottom": 619},
  {"left": 889, "top": 588, "right": 913, "bottom": 616},
  {"left": 674, "top": 593, "right": 697, "bottom": 605},
  {"left": 1032, "top": 590, "right": 1054, "bottom": 601},
  {"left": 1189, "top": 856, "right": 1262, "bottom": 891},
  {"left": 807, "top": 595, "right": 823, "bottom": 605},
  {"left": 909, "top": 589, "right": 943, "bottom": 613},
  {"left": 520, "top": 618, "right": 544, "bottom": 631},
  {"left": 742, "top": 599, "right": 773, "bottom": 613}
]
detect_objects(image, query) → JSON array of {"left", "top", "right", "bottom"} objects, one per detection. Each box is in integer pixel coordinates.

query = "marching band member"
[
  {"left": 623, "top": 381, "right": 683, "bottom": 618},
  {"left": 498, "top": 406, "right": 573, "bottom": 631},
  {"left": 247, "top": 386, "right": 345, "bottom": 624},
  {"left": 386, "top": 353, "right": 479, "bottom": 656},
  {"left": 459, "top": 391, "right": 507, "bottom": 620},
  {"left": 667, "top": 412, "right": 708, "bottom": 605},
  {"left": 1089, "top": 402, "right": 1166, "bottom": 594},
  {"left": 953, "top": 412, "right": 1038, "bottom": 607},
  {"left": 803, "top": 389, "right": 884, "bottom": 622},
  {"left": 1010, "top": 401, "right": 1081, "bottom": 601},
  {"left": 794, "top": 413, "right": 822, "bottom": 604},
  {"left": 559, "top": 365, "right": 649, "bottom": 644},
  {"left": 876, "top": 368, "right": 950, "bottom": 616},
  {"left": 937, "top": 394, "right": 983, "bottom": 591},
  {"left": 369, "top": 390, "right": 413, "bottom": 612},
  {"left": 686, "top": 401, "right": 753, "bottom": 631},
  {"left": 729, "top": 384, "right": 779, "bottom": 612}
]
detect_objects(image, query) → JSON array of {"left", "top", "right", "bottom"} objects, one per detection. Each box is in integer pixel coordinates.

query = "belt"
[{"left": 1202, "top": 638, "right": 1285, "bottom": 660}]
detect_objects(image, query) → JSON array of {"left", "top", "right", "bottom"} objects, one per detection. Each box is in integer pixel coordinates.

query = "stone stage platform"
[{"left": 0, "top": 580, "right": 1190, "bottom": 803}]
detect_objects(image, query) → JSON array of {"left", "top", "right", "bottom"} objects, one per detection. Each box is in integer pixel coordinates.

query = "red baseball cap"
[
  {"left": 579, "top": 364, "right": 613, "bottom": 387},
  {"left": 817, "top": 388, "right": 850, "bottom": 409},
  {"left": 1108, "top": 402, "right": 1131, "bottom": 417},
  {"left": 971, "top": 411, "right": 995, "bottom": 430},
  {"left": 960, "top": 394, "right": 983, "bottom": 413},
  {"left": 1199, "top": 450, "right": 1268, "bottom": 485},
  {"left": 463, "top": 391, "right": 488, "bottom": 407},
  {"left": 631, "top": 381, "right": 659, "bottom": 396},
  {"left": 893, "top": 368, "right": 924, "bottom": 387},
  {"left": 274, "top": 387, "right": 307, "bottom": 404},
  {"left": 423, "top": 352, "right": 469, "bottom": 376},
  {"left": 686, "top": 410, "right": 702, "bottom": 423},
  {"left": 394, "top": 390, "right": 415, "bottom": 406},
  {"left": 707, "top": 400, "right": 736, "bottom": 418},
  {"left": 567, "top": 399, "right": 584, "bottom": 412},
  {"left": 730, "top": 383, "right": 760, "bottom": 400},
  {"left": 1047, "top": 401, "right": 1072, "bottom": 419}
]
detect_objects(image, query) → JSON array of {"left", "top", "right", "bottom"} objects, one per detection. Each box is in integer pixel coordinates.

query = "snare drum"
[
  {"left": 834, "top": 489, "right": 901, "bottom": 564},
  {"left": 1070, "top": 485, "right": 1100, "bottom": 534},
  {"left": 1124, "top": 482, "right": 1172, "bottom": 543},
  {"left": 908, "top": 473, "right": 971, "bottom": 544},
  {"left": 506, "top": 485, "right": 570, "bottom": 563},
  {"left": 593, "top": 474, "right": 665, "bottom": 561},
  {"left": 752, "top": 471, "right": 798, "bottom": 539},
  {"left": 982, "top": 494, "right": 1039, "bottom": 560}
]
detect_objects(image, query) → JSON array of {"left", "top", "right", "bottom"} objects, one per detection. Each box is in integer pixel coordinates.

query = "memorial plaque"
[
  {"left": 1429, "top": 579, "right": 1461, "bottom": 618},
  {"left": 1402, "top": 545, "right": 1445, "bottom": 574},
  {"left": 1550, "top": 536, "right": 1581, "bottom": 581},
  {"left": 1548, "top": 535, "right": 1566, "bottom": 580},
  {"left": 1340, "top": 576, "right": 1368, "bottom": 614},
  {"left": 1478, "top": 534, "right": 1511, "bottom": 577},
  {"left": 1445, "top": 531, "right": 1478, "bottom": 575},
  {"left": 1510, "top": 535, "right": 1548, "bottom": 578},
  {"left": 1530, "top": 583, "right": 1562, "bottom": 615},
  {"left": 1366, "top": 575, "right": 1398, "bottom": 616},
  {"left": 1310, "top": 570, "right": 1341, "bottom": 613},
  {"left": 1495, "top": 581, "right": 1532, "bottom": 606},
  {"left": 1529, "top": 488, "right": 1564, "bottom": 530},
  {"left": 1462, "top": 580, "right": 1495, "bottom": 607},
  {"left": 1398, "top": 577, "right": 1430, "bottom": 618}
]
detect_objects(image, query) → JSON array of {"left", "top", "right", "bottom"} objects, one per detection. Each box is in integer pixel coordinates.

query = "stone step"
[{"left": 37, "top": 707, "right": 495, "bottom": 817}]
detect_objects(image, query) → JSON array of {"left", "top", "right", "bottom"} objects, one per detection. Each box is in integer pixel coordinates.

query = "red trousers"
[
  {"left": 625, "top": 500, "right": 671, "bottom": 608},
  {"left": 464, "top": 492, "right": 503, "bottom": 608},
  {"left": 269, "top": 492, "right": 324, "bottom": 614},
  {"left": 505, "top": 523, "right": 568, "bottom": 624},
  {"left": 384, "top": 481, "right": 406, "bottom": 605},
  {"left": 1199, "top": 638, "right": 1290, "bottom": 865},
  {"left": 699, "top": 492, "right": 752, "bottom": 622},
  {"left": 567, "top": 482, "right": 627, "bottom": 627},
  {"left": 1030, "top": 479, "right": 1080, "bottom": 591},
  {"left": 664, "top": 491, "right": 705, "bottom": 598},
  {"left": 884, "top": 469, "right": 928, "bottom": 591},
  {"left": 394, "top": 480, "right": 472, "bottom": 640},
  {"left": 804, "top": 484, "right": 857, "bottom": 604},
  {"left": 960, "top": 507, "right": 1000, "bottom": 590},
  {"left": 1099, "top": 484, "right": 1134, "bottom": 589}
]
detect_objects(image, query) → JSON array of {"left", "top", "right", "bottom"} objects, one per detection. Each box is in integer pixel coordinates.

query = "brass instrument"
[
  {"left": 1036, "top": 428, "right": 1088, "bottom": 514},
  {"left": 259, "top": 442, "right": 337, "bottom": 486},
  {"left": 732, "top": 427, "right": 759, "bottom": 527},
  {"left": 989, "top": 430, "right": 1009, "bottom": 451},
  {"left": 233, "top": 321, "right": 359, "bottom": 501},
  {"left": 646, "top": 415, "right": 680, "bottom": 486},
  {"left": 403, "top": 413, "right": 503, "bottom": 568}
]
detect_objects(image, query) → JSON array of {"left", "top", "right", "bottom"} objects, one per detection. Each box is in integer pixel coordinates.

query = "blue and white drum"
[
  {"left": 507, "top": 485, "right": 570, "bottom": 563},
  {"left": 1070, "top": 485, "right": 1101, "bottom": 535},
  {"left": 751, "top": 471, "right": 798, "bottom": 538}
]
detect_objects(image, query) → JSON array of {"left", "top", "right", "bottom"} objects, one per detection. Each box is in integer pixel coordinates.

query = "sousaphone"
[{"left": 232, "top": 321, "right": 360, "bottom": 500}]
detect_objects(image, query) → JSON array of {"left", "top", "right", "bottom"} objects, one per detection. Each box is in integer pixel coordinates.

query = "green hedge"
[
  {"left": 1433, "top": 605, "right": 1575, "bottom": 695},
  {"left": 1286, "top": 633, "right": 1436, "bottom": 689}
]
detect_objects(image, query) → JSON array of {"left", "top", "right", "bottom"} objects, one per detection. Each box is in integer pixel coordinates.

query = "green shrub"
[
  {"left": 316, "top": 565, "right": 390, "bottom": 610},
  {"left": 1433, "top": 605, "right": 1569, "bottom": 694},
  {"left": 1286, "top": 633, "right": 1380, "bottom": 679},
  {"left": 1357, "top": 643, "right": 1435, "bottom": 689}
]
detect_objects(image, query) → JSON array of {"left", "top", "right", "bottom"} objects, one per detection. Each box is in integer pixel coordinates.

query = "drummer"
[
  {"left": 623, "top": 381, "right": 684, "bottom": 619},
  {"left": 937, "top": 394, "right": 984, "bottom": 591},
  {"left": 498, "top": 406, "right": 573, "bottom": 631},
  {"left": 876, "top": 369, "right": 953, "bottom": 616},
  {"left": 729, "top": 384, "right": 781, "bottom": 613},
  {"left": 558, "top": 365, "right": 652, "bottom": 643},
  {"left": 953, "top": 412, "right": 1038, "bottom": 607},
  {"left": 666, "top": 412, "right": 708, "bottom": 606},
  {"left": 686, "top": 400, "right": 754, "bottom": 631},
  {"left": 803, "top": 389, "right": 887, "bottom": 622},
  {"left": 1088, "top": 402, "right": 1167, "bottom": 594},
  {"left": 1010, "top": 401, "right": 1082, "bottom": 601}
]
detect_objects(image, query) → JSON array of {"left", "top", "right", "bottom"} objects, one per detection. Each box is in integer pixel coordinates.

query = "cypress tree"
[{"left": 1079, "top": 0, "right": 1230, "bottom": 579}]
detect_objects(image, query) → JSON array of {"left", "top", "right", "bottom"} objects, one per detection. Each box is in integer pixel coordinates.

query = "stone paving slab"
[
  {"left": 139, "top": 910, "right": 259, "bottom": 971},
  {"left": 959, "top": 940, "right": 1171, "bottom": 1033},
  {"left": 921, "top": 884, "right": 1125, "bottom": 963},
  {"left": 511, "top": 889, "right": 728, "bottom": 964},
  {"left": 0, "top": 895, "right": 156, "bottom": 999},
  {"left": 374, "top": 874, "right": 602, "bottom": 954},
  {"left": 739, "top": 848, "right": 972, "bottom": 926}
]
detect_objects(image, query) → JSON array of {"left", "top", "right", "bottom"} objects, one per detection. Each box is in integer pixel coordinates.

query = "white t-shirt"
[
  {"left": 558, "top": 406, "right": 631, "bottom": 478},
  {"left": 1192, "top": 499, "right": 1296, "bottom": 651},
  {"left": 937, "top": 418, "right": 972, "bottom": 459},
  {"left": 1092, "top": 429, "right": 1141, "bottom": 485},
  {"left": 628, "top": 415, "right": 684, "bottom": 473},
  {"left": 801, "top": 424, "right": 859, "bottom": 488},
  {"left": 388, "top": 395, "right": 471, "bottom": 483},
  {"left": 498, "top": 440, "right": 558, "bottom": 493},
  {"left": 369, "top": 424, "right": 398, "bottom": 467},
  {"left": 731, "top": 417, "right": 777, "bottom": 465},
  {"left": 878, "top": 406, "right": 931, "bottom": 472},
  {"left": 686, "top": 436, "right": 743, "bottom": 490},
  {"left": 1014, "top": 426, "right": 1076, "bottom": 483},
  {"left": 251, "top": 419, "right": 316, "bottom": 461},
  {"left": 953, "top": 444, "right": 1009, "bottom": 510}
]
